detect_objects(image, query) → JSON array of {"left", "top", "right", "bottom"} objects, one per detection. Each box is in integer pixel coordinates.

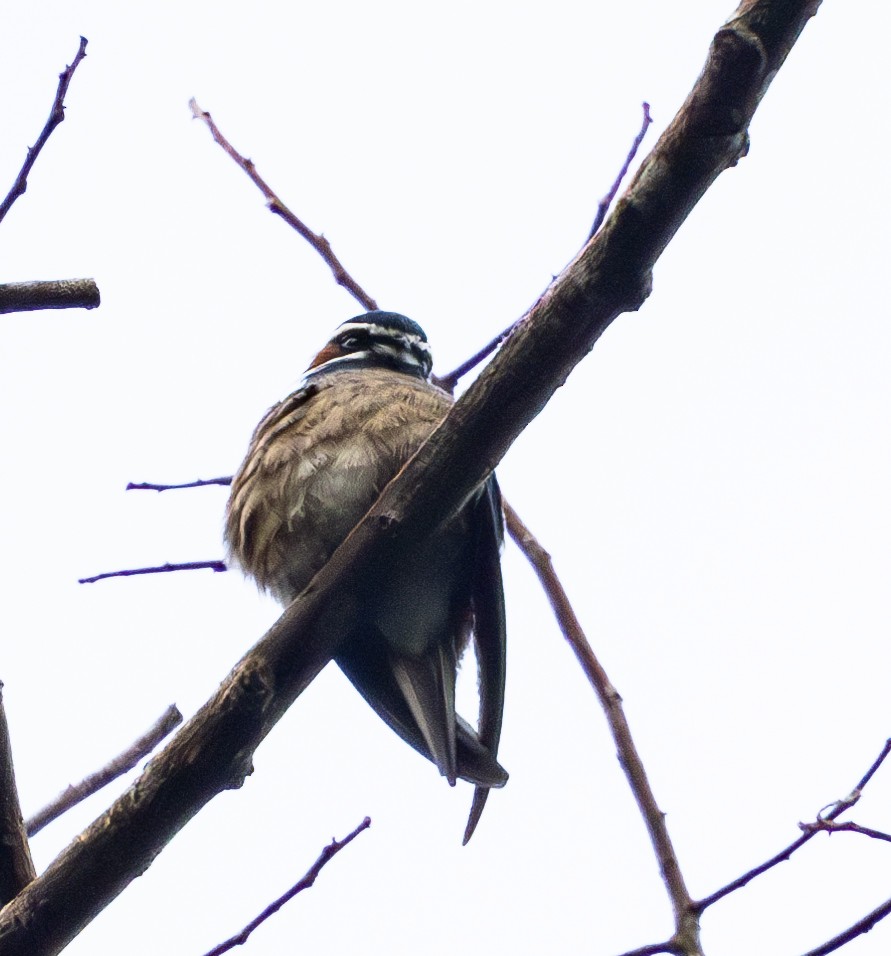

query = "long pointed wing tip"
[{"left": 462, "top": 787, "right": 490, "bottom": 845}]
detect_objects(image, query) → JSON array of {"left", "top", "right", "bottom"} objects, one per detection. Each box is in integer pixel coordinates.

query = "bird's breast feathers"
[{"left": 226, "top": 367, "right": 452, "bottom": 600}]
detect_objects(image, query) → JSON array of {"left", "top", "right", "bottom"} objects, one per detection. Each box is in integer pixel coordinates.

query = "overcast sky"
[{"left": 2, "top": 2, "right": 889, "bottom": 955}]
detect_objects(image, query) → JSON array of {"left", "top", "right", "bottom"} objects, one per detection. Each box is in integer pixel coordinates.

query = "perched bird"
[{"left": 225, "top": 311, "right": 507, "bottom": 841}]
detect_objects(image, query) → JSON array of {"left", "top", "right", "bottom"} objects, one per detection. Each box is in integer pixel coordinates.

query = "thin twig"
[
  {"left": 25, "top": 706, "right": 183, "bottom": 836},
  {"left": 0, "top": 37, "right": 88, "bottom": 225},
  {"left": 433, "top": 324, "right": 518, "bottom": 394},
  {"left": 589, "top": 103, "right": 653, "bottom": 240},
  {"left": 799, "top": 896, "right": 891, "bottom": 956},
  {"left": 126, "top": 477, "right": 232, "bottom": 492},
  {"left": 437, "top": 102, "right": 653, "bottom": 391},
  {"left": 78, "top": 561, "right": 226, "bottom": 585},
  {"left": 503, "top": 501, "right": 701, "bottom": 956},
  {"left": 696, "top": 738, "right": 891, "bottom": 910},
  {"left": 188, "top": 98, "right": 377, "bottom": 312},
  {"left": 200, "top": 817, "right": 371, "bottom": 956},
  {"left": 0, "top": 279, "right": 99, "bottom": 314}
]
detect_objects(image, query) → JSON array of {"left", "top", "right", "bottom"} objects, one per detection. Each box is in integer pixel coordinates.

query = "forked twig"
[
  {"left": 25, "top": 705, "right": 183, "bottom": 836},
  {"left": 696, "top": 738, "right": 891, "bottom": 910},
  {"left": 200, "top": 817, "right": 371, "bottom": 956},
  {"left": 0, "top": 37, "right": 89, "bottom": 225},
  {"left": 189, "top": 98, "right": 377, "bottom": 312}
]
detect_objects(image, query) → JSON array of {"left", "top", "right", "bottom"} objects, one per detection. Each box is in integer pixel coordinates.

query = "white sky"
[{"left": 1, "top": 2, "right": 889, "bottom": 955}]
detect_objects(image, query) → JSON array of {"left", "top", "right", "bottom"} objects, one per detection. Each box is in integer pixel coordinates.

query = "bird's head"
[{"left": 305, "top": 311, "right": 433, "bottom": 381}]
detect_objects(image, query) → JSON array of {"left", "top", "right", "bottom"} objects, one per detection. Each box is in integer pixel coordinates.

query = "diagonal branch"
[
  {"left": 799, "top": 896, "right": 891, "bottom": 956},
  {"left": 188, "top": 98, "right": 378, "bottom": 311},
  {"left": 200, "top": 817, "right": 371, "bottom": 956},
  {"left": 0, "top": 37, "right": 88, "bottom": 226},
  {"left": 0, "top": 3, "right": 821, "bottom": 953},
  {"left": 25, "top": 706, "right": 183, "bottom": 837},
  {"left": 504, "top": 505, "right": 697, "bottom": 953}
]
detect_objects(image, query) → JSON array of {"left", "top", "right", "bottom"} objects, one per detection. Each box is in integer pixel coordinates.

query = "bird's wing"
[
  {"left": 225, "top": 383, "right": 320, "bottom": 580},
  {"left": 336, "top": 632, "right": 508, "bottom": 789},
  {"left": 390, "top": 642, "right": 458, "bottom": 785},
  {"left": 463, "top": 474, "right": 508, "bottom": 844}
]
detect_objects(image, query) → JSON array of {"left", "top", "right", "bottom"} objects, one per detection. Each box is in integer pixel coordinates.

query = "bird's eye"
[{"left": 339, "top": 334, "right": 362, "bottom": 350}]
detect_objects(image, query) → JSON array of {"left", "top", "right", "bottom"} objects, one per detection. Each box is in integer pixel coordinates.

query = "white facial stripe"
[{"left": 336, "top": 322, "right": 432, "bottom": 359}]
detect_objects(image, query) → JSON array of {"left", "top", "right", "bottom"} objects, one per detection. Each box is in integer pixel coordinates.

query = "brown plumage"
[{"left": 225, "top": 312, "right": 507, "bottom": 842}]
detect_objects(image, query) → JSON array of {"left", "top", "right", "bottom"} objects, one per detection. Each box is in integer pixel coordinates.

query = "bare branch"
[
  {"left": 200, "top": 817, "right": 371, "bottom": 956},
  {"left": 589, "top": 102, "right": 653, "bottom": 240},
  {"left": 696, "top": 738, "right": 891, "bottom": 911},
  {"left": 433, "top": 325, "right": 515, "bottom": 394},
  {"left": 799, "top": 819, "right": 891, "bottom": 844},
  {"left": 0, "top": 279, "right": 99, "bottom": 314},
  {"left": 78, "top": 561, "right": 227, "bottom": 585},
  {"left": 126, "top": 477, "right": 232, "bottom": 492},
  {"left": 799, "top": 896, "right": 891, "bottom": 956},
  {"left": 25, "top": 706, "right": 183, "bottom": 837},
  {"left": 0, "top": 3, "right": 822, "bottom": 951},
  {"left": 504, "top": 503, "right": 700, "bottom": 954},
  {"left": 0, "top": 684, "right": 35, "bottom": 908},
  {"left": 0, "top": 37, "right": 89, "bottom": 226},
  {"left": 435, "top": 101, "right": 653, "bottom": 393},
  {"left": 188, "top": 98, "right": 377, "bottom": 311}
]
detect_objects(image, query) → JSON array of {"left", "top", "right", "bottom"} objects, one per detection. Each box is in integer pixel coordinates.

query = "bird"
[{"left": 225, "top": 310, "right": 507, "bottom": 842}]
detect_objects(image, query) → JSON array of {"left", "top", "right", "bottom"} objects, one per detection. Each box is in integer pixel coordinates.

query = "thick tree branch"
[
  {"left": 0, "top": 280, "right": 100, "bottom": 314},
  {"left": 0, "top": 686, "right": 35, "bottom": 909},
  {"left": 0, "top": 3, "right": 821, "bottom": 953},
  {"left": 0, "top": 38, "right": 88, "bottom": 226}
]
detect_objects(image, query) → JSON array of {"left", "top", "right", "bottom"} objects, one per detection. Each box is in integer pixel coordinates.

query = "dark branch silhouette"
[
  {"left": 0, "top": 280, "right": 99, "bottom": 314},
  {"left": 126, "top": 478, "right": 231, "bottom": 492},
  {"left": 799, "top": 896, "right": 891, "bottom": 956},
  {"left": 0, "top": 684, "right": 35, "bottom": 909},
  {"left": 78, "top": 561, "right": 227, "bottom": 585},
  {"left": 200, "top": 817, "right": 371, "bottom": 956},
  {"left": 25, "top": 706, "right": 183, "bottom": 837},
  {"left": 0, "top": 37, "right": 88, "bottom": 226}
]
